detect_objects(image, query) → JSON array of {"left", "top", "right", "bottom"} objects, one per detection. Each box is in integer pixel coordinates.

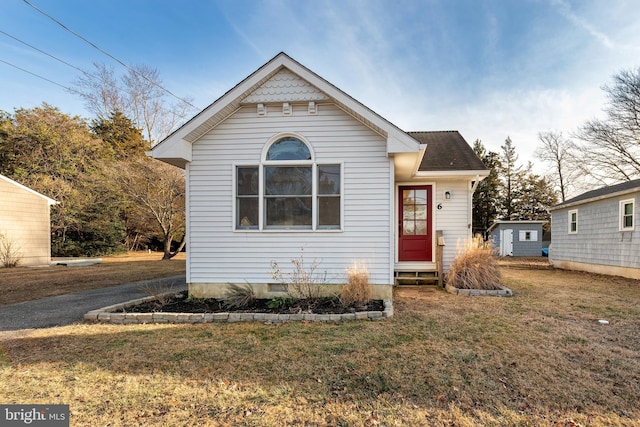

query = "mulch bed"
[{"left": 122, "top": 292, "right": 384, "bottom": 314}]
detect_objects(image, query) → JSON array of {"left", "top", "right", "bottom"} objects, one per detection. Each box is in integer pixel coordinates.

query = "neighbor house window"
[
  {"left": 620, "top": 199, "right": 635, "bottom": 231},
  {"left": 568, "top": 209, "right": 578, "bottom": 234},
  {"left": 235, "top": 135, "right": 341, "bottom": 231}
]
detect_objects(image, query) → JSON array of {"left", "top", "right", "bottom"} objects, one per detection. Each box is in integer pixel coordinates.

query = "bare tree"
[
  {"left": 576, "top": 68, "right": 640, "bottom": 183},
  {"left": 114, "top": 158, "right": 186, "bottom": 260},
  {"left": 535, "top": 131, "right": 577, "bottom": 202},
  {"left": 72, "top": 63, "right": 126, "bottom": 122},
  {"left": 73, "top": 63, "right": 195, "bottom": 144}
]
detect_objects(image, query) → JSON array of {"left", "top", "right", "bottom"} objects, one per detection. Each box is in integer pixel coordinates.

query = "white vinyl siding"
[
  {"left": 432, "top": 179, "right": 473, "bottom": 269},
  {"left": 188, "top": 103, "right": 392, "bottom": 285}
]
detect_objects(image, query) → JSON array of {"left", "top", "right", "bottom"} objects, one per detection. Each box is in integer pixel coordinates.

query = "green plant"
[
  {"left": 0, "top": 232, "right": 22, "bottom": 268},
  {"left": 270, "top": 247, "right": 327, "bottom": 299},
  {"left": 222, "top": 283, "right": 256, "bottom": 309},
  {"left": 341, "top": 261, "right": 372, "bottom": 306},
  {"left": 446, "top": 234, "right": 502, "bottom": 290},
  {"left": 267, "top": 296, "right": 295, "bottom": 310}
]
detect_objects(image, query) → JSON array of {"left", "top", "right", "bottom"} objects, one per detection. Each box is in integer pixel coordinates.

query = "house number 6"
[{"left": 437, "top": 203, "right": 443, "bottom": 210}]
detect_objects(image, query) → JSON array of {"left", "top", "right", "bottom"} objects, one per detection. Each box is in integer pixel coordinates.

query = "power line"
[
  {"left": 0, "top": 29, "right": 89, "bottom": 76},
  {"left": 0, "top": 57, "right": 82, "bottom": 95},
  {"left": 21, "top": 0, "right": 197, "bottom": 109}
]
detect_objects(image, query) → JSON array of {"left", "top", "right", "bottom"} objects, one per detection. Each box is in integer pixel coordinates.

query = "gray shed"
[
  {"left": 488, "top": 220, "right": 547, "bottom": 257},
  {"left": 548, "top": 179, "right": 639, "bottom": 279}
]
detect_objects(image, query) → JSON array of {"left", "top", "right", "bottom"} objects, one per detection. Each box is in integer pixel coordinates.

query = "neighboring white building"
[
  {"left": 149, "top": 53, "right": 488, "bottom": 298},
  {"left": 549, "top": 179, "right": 640, "bottom": 279},
  {"left": 0, "top": 174, "right": 57, "bottom": 267}
]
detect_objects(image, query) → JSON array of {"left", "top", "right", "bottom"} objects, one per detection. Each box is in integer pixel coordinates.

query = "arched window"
[
  {"left": 265, "top": 137, "right": 311, "bottom": 161},
  {"left": 235, "top": 134, "right": 341, "bottom": 231}
]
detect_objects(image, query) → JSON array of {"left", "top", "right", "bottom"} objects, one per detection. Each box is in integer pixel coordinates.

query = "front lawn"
[{"left": 0, "top": 265, "right": 638, "bottom": 426}]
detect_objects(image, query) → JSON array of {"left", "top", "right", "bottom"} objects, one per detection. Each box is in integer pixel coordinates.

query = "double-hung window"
[
  {"left": 235, "top": 135, "right": 341, "bottom": 231},
  {"left": 620, "top": 199, "right": 635, "bottom": 231},
  {"left": 568, "top": 209, "right": 578, "bottom": 234}
]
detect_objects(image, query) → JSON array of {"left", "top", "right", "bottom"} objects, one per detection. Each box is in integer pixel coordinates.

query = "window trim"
[
  {"left": 233, "top": 134, "right": 343, "bottom": 232},
  {"left": 619, "top": 199, "right": 635, "bottom": 231},
  {"left": 568, "top": 209, "right": 578, "bottom": 234}
]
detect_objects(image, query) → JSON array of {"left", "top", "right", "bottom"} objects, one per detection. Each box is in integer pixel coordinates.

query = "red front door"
[{"left": 398, "top": 185, "right": 433, "bottom": 261}]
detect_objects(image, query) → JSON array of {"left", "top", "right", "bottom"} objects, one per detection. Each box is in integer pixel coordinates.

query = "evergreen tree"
[
  {"left": 472, "top": 140, "right": 501, "bottom": 237},
  {"left": 513, "top": 165, "right": 558, "bottom": 222},
  {"left": 0, "top": 104, "right": 126, "bottom": 256},
  {"left": 498, "top": 137, "right": 525, "bottom": 219},
  {"left": 91, "top": 110, "right": 147, "bottom": 160}
]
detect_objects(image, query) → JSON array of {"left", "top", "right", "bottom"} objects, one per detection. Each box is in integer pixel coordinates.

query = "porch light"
[{"left": 444, "top": 191, "right": 451, "bottom": 200}]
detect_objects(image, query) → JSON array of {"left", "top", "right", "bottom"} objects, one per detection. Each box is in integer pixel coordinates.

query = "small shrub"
[
  {"left": 0, "top": 232, "right": 22, "bottom": 268},
  {"left": 446, "top": 235, "right": 502, "bottom": 290},
  {"left": 271, "top": 247, "right": 327, "bottom": 300},
  {"left": 222, "top": 283, "right": 256, "bottom": 309},
  {"left": 341, "top": 261, "right": 372, "bottom": 306},
  {"left": 139, "top": 280, "right": 177, "bottom": 308},
  {"left": 267, "top": 296, "right": 295, "bottom": 310}
]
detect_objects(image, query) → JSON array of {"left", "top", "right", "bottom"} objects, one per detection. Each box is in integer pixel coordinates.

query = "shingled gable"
[{"left": 150, "top": 52, "right": 420, "bottom": 168}]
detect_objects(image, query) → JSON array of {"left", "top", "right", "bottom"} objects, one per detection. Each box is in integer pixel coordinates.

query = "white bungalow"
[{"left": 149, "top": 53, "right": 488, "bottom": 299}]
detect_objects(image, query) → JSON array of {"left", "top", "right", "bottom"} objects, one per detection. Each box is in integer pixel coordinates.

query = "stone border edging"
[
  {"left": 445, "top": 284, "right": 513, "bottom": 297},
  {"left": 84, "top": 293, "right": 393, "bottom": 324}
]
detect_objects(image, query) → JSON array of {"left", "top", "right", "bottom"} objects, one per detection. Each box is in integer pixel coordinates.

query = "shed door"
[
  {"left": 398, "top": 186, "right": 432, "bottom": 261},
  {"left": 501, "top": 229, "right": 513, "bottom": 256}
]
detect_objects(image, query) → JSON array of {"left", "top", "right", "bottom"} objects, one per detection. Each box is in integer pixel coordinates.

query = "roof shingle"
[{"left": 408, "top": 131, "right": 487, "bottom": 172}]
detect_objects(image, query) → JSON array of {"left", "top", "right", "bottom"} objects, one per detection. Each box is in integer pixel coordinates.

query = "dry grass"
[
  {"left": 0, "top": 251, "right": 185, "bottom": 305},
  {"left": 341, "top": 262, "right": 372, "bottom": 306},
  {"left": 1, "top": 266, "right": 639, "bottom": 426},
  {"left": 447, "top": 235, "right": 502, "bottom": 290}
]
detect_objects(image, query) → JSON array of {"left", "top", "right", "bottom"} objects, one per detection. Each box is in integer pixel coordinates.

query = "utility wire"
[
  {"left": 22, "top": 0, "right": 197, "bottom": 109},
  {"left": 0, "top": 28, "right": 130, "bottom": 95},
  {"left": 0, "top": 57, "right": 82, "bottom": 95},
  {"left": 0, "top": 29, "right": 88, "bottom": 76}
]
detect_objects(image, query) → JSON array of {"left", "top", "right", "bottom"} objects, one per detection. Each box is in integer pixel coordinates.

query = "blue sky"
[{"left": 1, "top": 0, "right": 639, "bottom": 168}]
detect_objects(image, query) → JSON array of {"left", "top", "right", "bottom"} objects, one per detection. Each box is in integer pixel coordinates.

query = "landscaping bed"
[{"left": 121, "top": 291, "right": 384, "bottom": 314}]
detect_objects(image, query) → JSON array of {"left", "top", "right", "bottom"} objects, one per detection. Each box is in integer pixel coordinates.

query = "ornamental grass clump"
[
  {"left": 341, "top": 262, "right": 372, "bottom": 306},
  {"left": 447, "top": 235, "right": 502, "bottom": 290}
]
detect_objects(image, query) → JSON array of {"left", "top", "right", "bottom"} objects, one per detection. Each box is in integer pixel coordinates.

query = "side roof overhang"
[
  {"left": 548, "top": 179, "right": 640, "bottom": 211},
  {"left": 149, "top": 52, "right": 420, "bottom": 168},
  {"left": 0, "top": 174, "right": 57, "bottom": 206}
]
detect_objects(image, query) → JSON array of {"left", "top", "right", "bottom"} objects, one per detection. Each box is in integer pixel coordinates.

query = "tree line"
[
  {"left": 474, "top": 66, "right": 640, "bottom": 237},
  {"left": 0, "top": 63, "right": 194, "bottom": 259}
]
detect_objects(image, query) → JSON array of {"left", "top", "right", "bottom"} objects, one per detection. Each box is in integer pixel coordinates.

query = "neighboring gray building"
[
  {"left": 488, "top": 220, "right": 547, "bottom": 257},
  {"left": 548, "top": 179, "right": 640, "bottom": 280}
]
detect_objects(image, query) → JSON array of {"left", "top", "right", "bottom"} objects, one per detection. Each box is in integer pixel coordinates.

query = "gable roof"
[
  {"left": 549, "top": 178, "right": 640, "bottom": 211},
  {"left": 0, "top": 174, "right": 57, "bottom": 205},
  {"left": 409, "top": 131, "right": 487, "bottom": 172},
  {"left": 150, "top": 52, "right": 421, "bottom": 168}
]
